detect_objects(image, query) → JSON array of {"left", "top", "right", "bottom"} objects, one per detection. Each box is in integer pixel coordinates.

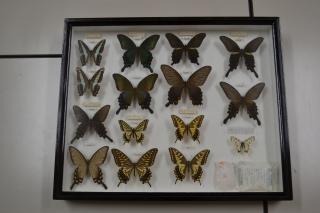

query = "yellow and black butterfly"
[
  {"left": 118, "top": 119, "right": 149, "bottom": 144},
  {"left": 117, "top": 34, "right": 160, "bottom": 72},
  {"left": 220, "top": 82, "right": 265, "bottom": 125},
  {"left": 165, "top": 33, "right": 206, "bottom": 65},
  {"left": 111, "top": 148, "right": 158, "bottom": 187},
  {"left": 69, "top": 146, "right": 109, "bottom": 190},
  {"left": 171, "top": 115, "right": 204, "bottom": 143},
  {"left": 76, "top": 67, "right": 104, "bottom": 96},
  {"left": 161, "top": 65, "right": 211, "bottom": 106},
  {"left": 220, "top": 36, "right": 263, "bottom": 78},
  {"left": 168, "top": 147, "right": 210, "bottom": 184},
  {"left": 230, "top": 136, "right": 255, "bottom": 153},
  {"left": 78, "top": 39, "right": 106, "bottom": 66},
  {"left": 71, "top": 105, "right": 113, "bottom": 143},
  {"left": 113, "top": 73, "right": 158, "bottom": 114}
]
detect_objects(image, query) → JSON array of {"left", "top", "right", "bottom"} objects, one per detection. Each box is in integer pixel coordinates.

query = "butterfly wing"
[
  {"left": 111, "top": 149, "right": 134, "bottom": 186},
  {"left": 171, "top": 115, "right": 187, "bottom": 142},
  {"left": 76, "top": 68, "right": 90, "bottom": 96},
  {"left": 139, "top": 35, "right": 160, "bottom": 72},
  {"left": 220, "top": 36, "right": 241, "bottom": 77},
  {"left": 190, "top": 149, "right": 210, "bottom": 184},
  {"left": 188, "top": 115, "right": 204, "bottom": 143},
  {"left": 230, "top": 136, "right": 242, "bottom": 152},
  {"left": 243, "top": 37, "right": 264, "bottom": 77},
  {"left": 92, "top": 39, "right": 106, "bottom": 66},
  {"left": 69, "top": 146, "right": 88, "bottom": 189},
  {"left": 92, "top": 105, "right": 113, "bottom": 142},
  {"left": 244, "top": 83, "right": 265, "bottom": 125},
  {"left": 88, "top": 146, "right": 109, "bottom": 189},
  {"left": 88, "top": 68, "right": 104, "bottom": 96},
  {"left": 118, "top": 120, "right": 134, "bottom": 143},
  {"left": 117, "top": 34, "right": 138, "bottom": 72},
  {"left": 186, "top": 33, "right": 206, "bottom": 65},
  {"left": 133, "top": 119, "right": 149, "bottom": 143},
  {"left": 136, "top": 73, "right": 158, "bottom": 113},
  {"left": 165, "top": 33, "right": 185, "bottom": 65},
  {"left": 186, "top": 66, "right": 211, "bottom": 105},
  {"left": 71, "top": 105, "right": 90, "bottom": 143},
  {"left": 168, "top": 147, "right": 188, "bottom": 183},
  {"left": 219, "top": 82, "right": 242, "bottom": 124},
  {"left": 160, "top": 65, "right": 185, "bottom": 107},
  {"left": 113, "top": 73, "right": 135, "bottom": 114},
  {"left": 136, "top": 148, "right": 158, "bottom": 186},
  {"left": 243, "top": 136, "right": 255, "bottom": 153},
  {"left": 78, "top": 40, "right": 90, "bottom": 66}
]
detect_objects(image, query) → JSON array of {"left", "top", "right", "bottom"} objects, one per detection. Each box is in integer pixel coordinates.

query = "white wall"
[{"left": 0, "top": 0, "right": 319, "bottom": 212}]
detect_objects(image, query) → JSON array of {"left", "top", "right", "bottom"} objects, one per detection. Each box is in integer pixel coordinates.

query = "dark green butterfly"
[
  {"left": 165, "top": 33, "right": 206, "bottom": 65},
  {"left": 78, "top": 39, "right": 106, "bottom": 66},
  {"left": 117, "top": 34, "right": 160, "bottom": 72},
  {"left": 113, "top": 73, "right": 158, "bottom": 114}
]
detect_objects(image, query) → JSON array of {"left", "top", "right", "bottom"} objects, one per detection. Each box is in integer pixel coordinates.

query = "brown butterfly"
[
  {"left": 71, "top": 105, "right": 113, "bottom": 143},
  {"left": 169, "top": 147, "right": 210, "bottom": 184},
  {"left": 76, "top": 67, "right": 104, "bottom": 96},
  {"left": 220, "top": 36, "right": 263, "bottom": 78},
  {"left": 161, "top": 65, "right": 211, "bottom": 106},
  {"left": 69, "top": 146, "right": 109, "bottom": 190},
  {"left": 111, "top": 148, "right": 158, "bottom": 187},
  {"left": 220, "top": 82, "right": 265, "bottom": 125},
  {"left": 165, "top": 33, "right": 206, "bottom": 65}
]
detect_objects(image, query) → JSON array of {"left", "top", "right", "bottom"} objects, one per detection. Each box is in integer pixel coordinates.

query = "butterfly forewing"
[{"left": 244, "top": 37, "right": 264, "bottom": 53}]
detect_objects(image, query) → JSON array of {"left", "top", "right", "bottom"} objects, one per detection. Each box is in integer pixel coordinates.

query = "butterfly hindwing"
[
  {"left": 117, "top": 34, "right": 159, "bottom": 72},
  {"left": 220, "top": 82, "right": 264, "bottom": 125},
  {"left": 113, "top": 73, "right": 158, "bottom": 114},
  {"left": 69, "top": 146, "right": 108, "bottom": 190},
  {"left": 71, "top": 105, "right": 113, "bottom": 143}
]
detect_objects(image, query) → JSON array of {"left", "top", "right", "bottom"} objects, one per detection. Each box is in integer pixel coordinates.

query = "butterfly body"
[
  {"left": 113, "top": 73, "right": 158, "bottom": 114},
  {"left": 220, "top": 82, "right": 265, "bottom": 125},
  {"left": 78, "top": 39, "right": 106, "bottom": 66},
  {"left": 76, "top": 68, "right": 104, "bottom": 96},
  {"left": 161, "top": 65, "right": 211, "bottom": 106},
  {"left": 230, "top": 136, "right": 255, "bottom": 153},
  {"left": 171, "top": 115, "right": 204, "bottom": 143},
  {"left": 111, "top": 148, "right": 158, "bottom": 187},
  {"left": 165, "top": 33, "right": 206, "bottom": 65},
  {"left": 118, "top": 119, "right": 148, "bottom": 143},
  {"left": 220, "top": 36, "right": 263, "bottom": 78},
  {"left": 71, "top": 105, "right": 113, "bottom": 143},
  {"left": 117, "top": 34, "right": 160, "bottom": 72},
  {"left": 169, "top": 147, "right": 210, "bottom": 184},
  {"left": 69, "top": 146, "right": 109, "bottom": 190}
]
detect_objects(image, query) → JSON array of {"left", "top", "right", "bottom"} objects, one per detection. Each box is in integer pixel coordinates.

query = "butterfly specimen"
[
  {"left": 76, "top": 67, "right": 104, "bottom": 96},
  {"left": 117, "top": 34, "right": 160, "bottom": 72},
  {"left": 78, "top": 39, "right": 106, "bottom": 66},
  {"left": 161, "top": 65, "right": 211, "bottom": 106},
  {"left": 171, "top": 115, "right": 204, "bottom": 143},
  {"left": 168, "top": 147, "right": 210, "bottom": 184},
  {"left": 220, "top": 82, "right": 265, "bottom": 125},
  {"left": 165, "top": 33, "right": 206, "bottom": 65},
  {"left": 113, "top": 73, "right": 158, "bottom": 114},
  {"left": 230, "top": 136, "right": 255, "bottom": 153},
  {"left": 111, "top": 148, "right": 158, "bottom": 187},
  {"left": 69, "top": 146, "right": 109, "bottom": 190},
  {"left": 118, "top": 119, "right": 149, "bottom": 144},
  {"left": 220, "top": 36, "right": 264, "bottom": 78},
  {"left": 71, "top": 105, "right": 113, "bottom": 143}
]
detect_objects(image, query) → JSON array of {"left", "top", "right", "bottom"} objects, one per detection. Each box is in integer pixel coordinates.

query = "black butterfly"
[
  {"left": 220, "top": 36, "right": 263, "bottom": 78},
  {"left": 117, "top": 34, "right": 160, "bottom": 72},
  {"left": 71, "top": 105, "right": 113, "bottom": 143},
  {"left": 165, "top": 33, "right": 206, "bottom": 65},
  {"left": 78, "top": 39, "right": 106, "bottom": 66}
]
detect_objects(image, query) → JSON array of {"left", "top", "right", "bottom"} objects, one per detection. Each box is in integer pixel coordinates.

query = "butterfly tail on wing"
[
  {"left": 246, "top": 101, "right": 261, "bottom": 125},
  {"left": 223, "top": 102, "right": 240, "bottom": 124},
  {"left": 226, "top": 53, "right": 241, "bottom": 77},
  {"left": 244, "top": 54, "right": 258, "bottom": 78}
]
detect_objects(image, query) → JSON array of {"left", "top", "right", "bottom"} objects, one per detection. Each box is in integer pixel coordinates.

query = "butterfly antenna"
[
  {"left": 101, "top": 182, "right": 108, "bottom": 189},
  {"left": 105, "top": 135, "right": 113, "bottom": 143}
]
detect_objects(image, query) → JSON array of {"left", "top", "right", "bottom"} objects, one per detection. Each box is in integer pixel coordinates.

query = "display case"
[{"left": 53, "top": 17, "right": 292, "bottom": 200}]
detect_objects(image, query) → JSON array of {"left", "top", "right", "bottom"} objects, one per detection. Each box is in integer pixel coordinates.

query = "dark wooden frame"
[{"left": 53, "top": 17, "right": 292, "bottom": 201}]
